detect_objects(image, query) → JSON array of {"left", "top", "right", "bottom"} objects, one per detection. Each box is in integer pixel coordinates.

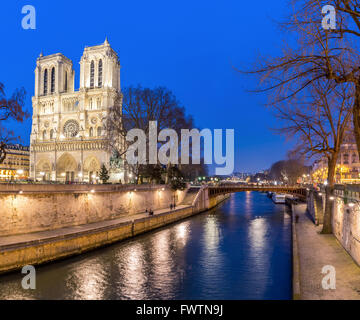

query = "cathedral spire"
[{"left": 104, "top": 36, "right": 109, "bottom": 45}]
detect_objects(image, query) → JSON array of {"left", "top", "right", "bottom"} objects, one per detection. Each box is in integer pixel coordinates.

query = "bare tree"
[
  {"left": 272, "top": 0, "right": 360, "bottom": 157},
  {"left": 106, "top": 85, "right": 195, "bottom": 183},
  {"left": 241, "top": 0, "right": 358, "bottom": 233},
  {"left": 275, "top": 80, "right": 352, "bottom": 233},
  {"left": 0, "top": 82, "right": 28, "bottom": 163}
]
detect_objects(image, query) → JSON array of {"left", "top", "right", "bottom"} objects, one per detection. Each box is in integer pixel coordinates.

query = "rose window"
[{"left": 63, "top": 120, "right": 79, "bottom": 137}]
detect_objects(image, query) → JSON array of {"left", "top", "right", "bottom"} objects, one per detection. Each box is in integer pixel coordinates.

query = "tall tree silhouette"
[{"left": 0, "top": 82, "right": 28, "bottom": 163}]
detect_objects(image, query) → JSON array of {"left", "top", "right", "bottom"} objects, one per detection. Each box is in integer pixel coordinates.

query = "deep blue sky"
[{"left": 1, "top": 0, "right": 293, "bottom": 173}]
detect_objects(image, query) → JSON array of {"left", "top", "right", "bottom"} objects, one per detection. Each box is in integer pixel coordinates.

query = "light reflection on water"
[{"left": 0, "top": 192, "right": 291, "bottom": 300}]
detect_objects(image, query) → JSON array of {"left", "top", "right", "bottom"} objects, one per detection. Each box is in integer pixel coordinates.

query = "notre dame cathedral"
[{"left": 29, "top": 38, "right": 125, "bottom": 183}]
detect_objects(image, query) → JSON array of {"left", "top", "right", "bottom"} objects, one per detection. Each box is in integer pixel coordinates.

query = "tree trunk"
[
  {"left": 353, "top": 83, "right": 360, "bottom": 155},
  {"left": 165, "top": 163, "right": 170, "bottom": 184},
  {"left": 321, "top": 155, "right": 337, "bottom": 234}
]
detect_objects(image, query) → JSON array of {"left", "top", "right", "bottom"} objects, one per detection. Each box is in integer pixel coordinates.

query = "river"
[{"left": 0, "top": 191, "right": 292, "bottom": 300}]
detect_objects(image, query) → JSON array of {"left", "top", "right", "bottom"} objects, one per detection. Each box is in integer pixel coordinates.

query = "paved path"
[
  {"left": 0, "top": 205, "right": 190, "bottom": 251},
  {"left": 294, "top": 205, "right": 360, "bottom": 299}
]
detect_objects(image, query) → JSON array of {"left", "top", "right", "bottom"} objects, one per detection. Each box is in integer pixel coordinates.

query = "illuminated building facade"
[
  {"left": 0, "top": 144, "right": 30, "bottom": 181},
  {"left": 312, "top": 132, "right": 360, "bottom": 184}
]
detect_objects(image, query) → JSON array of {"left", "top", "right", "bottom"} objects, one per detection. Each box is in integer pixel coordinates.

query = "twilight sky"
[{"left": 0, "top": 0, "right": 293, "bottom": 173}]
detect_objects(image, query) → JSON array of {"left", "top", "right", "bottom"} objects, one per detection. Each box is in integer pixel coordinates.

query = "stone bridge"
[{"left": 207, "top": 185, "right": 307, "bottom": 199}]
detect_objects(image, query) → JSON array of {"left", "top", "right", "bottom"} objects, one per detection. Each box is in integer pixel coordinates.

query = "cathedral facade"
[{"left": 30, "top": 39, "right": 125, "bottom": 183}]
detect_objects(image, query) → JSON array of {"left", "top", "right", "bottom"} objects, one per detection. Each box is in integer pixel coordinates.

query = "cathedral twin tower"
[{"left": 30, "top": 38, "right": 124, "bottom": 183}]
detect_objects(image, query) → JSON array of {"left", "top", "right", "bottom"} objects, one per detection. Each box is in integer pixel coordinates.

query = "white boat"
[{"left": 272, "top": 193, "right": 286, "bottom": 204}]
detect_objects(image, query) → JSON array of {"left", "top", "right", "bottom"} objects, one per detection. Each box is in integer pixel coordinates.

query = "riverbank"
[
  {"left": 292, "top": 204, "right": 360, "bottom": 299},
  {"left": 0, "top": 192, "right": 230, "bottom": 274}
]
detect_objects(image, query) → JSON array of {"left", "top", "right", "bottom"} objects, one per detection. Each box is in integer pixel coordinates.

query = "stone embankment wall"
[
  {"left": 306, "top": 190, "right": 324, "bottom": 225},
  {"left": 307, "top": 186, "right": 360, "bottom": 265},
  {"left": 0, "top": 186, "right": 230, "bottom": 273},
  {"left": 0, "top": 184, "right": 186, "bottom": 236}
]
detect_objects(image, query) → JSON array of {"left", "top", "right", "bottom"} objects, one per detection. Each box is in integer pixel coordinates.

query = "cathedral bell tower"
[
  {"left": 79, "top": 37, "right": 121, "bottom": 92},
  {"left": 34, "top": 53, "right": 75, "bottom": 98}
]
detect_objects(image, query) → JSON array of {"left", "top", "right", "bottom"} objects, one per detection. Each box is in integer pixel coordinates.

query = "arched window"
[
  {"left": 89, "top": 127, "right": 93, "bottom": 137},
  {"left": 51, "top": 67, "right": 55, "bottom": 93},
  {"left": 97, "top": 127, "right": 102, "bottom": 136},
  {"left": 43, "top": 130, "right": 47, "bottom": 140},
  {"left": 43, "top": 69, "right": 48, "bottom": 95},
  {"left": 90, "top": 61, "right": 94, "bottom": 88},
  {"left": 98, "top": 59, "right": 103, "bottom": 87},
  {"left": 50, "top": 129, "right": 54, "bottom": 139},
  {"left": 64, "top": 71, "right": 68, "bottom": 92}
]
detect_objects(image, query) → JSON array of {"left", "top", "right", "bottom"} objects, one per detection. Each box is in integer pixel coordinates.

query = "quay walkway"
[
  {"left": 0, "top": 205, "right": 190, "bottom": 251},
  {"left": 293, "top": 205, "right": 360, "bottom": 299}
]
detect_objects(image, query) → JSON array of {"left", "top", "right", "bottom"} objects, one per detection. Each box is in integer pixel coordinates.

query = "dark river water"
[{"left": 0, "top": 191, "right": 292, "bottom": 300}]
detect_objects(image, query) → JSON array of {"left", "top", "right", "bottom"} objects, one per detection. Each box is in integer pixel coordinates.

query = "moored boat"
[{"left": 271, "top": 193, "right": 286, "bottom": 204}]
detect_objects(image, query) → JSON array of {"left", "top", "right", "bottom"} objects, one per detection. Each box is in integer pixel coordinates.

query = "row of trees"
[
  {"left": 249, "top": 158, "right": 308, "bottom": 184},
  {"left": 246, "top": 0, "right": 360, "bottom": 233},
  {"left": 269, "top": 159, "right": 309, "bottom": 185}
]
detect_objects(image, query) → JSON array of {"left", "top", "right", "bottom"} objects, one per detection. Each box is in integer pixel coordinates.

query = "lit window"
[
  {"left": 352, "top": 154, "right": 357, "bottom": 163},
  {"left": 64, "top": 71, "right": 68, "bottom": 92},
  {"left": 43, "top": 69, "right": 48, "bottom": 95},
  {"left": 98, "top": 59, "right": 102, "bottom": 87},
  {"left": 90, "top": 61, "right": 94, "bottom": 88},
  {"left": 51, "top": 67, "right": 55, "bottom": 93}
]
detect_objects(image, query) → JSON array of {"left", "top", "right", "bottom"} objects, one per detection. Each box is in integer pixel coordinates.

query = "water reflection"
[
  {"left": 0, "top": 192, "right": 291, "bottom": 300},
  {"left": 248, "top": 218, "right": 268, "bottom": 256},
  {"left": 175, "top": 222, "right": 189, "bottom": 247},
  {"left": 150, "top": 230, "right": 176, "bottom": 298},
  {"left": 116, "top": 242, "right": 147, "bottom": 299},
  {"left": 247, "top": 218, "right": 270, "bottom": 297},
  {"left": 65, "top": 259, "right": 108, "bottom": 300}
]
